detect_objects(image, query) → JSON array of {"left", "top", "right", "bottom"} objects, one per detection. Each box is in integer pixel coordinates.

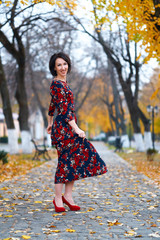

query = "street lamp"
[{"left": 147, "top": 105, "right": 159, "bottom": 149}]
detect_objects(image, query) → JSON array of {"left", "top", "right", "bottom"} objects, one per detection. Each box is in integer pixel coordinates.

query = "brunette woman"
[{"left": 47, "top": 52, "right": 107, "bottom": 212}]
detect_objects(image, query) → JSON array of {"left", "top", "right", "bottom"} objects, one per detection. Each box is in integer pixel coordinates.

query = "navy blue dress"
[{"left": 48, "top": 80, "right": 107, "bottom": 184}]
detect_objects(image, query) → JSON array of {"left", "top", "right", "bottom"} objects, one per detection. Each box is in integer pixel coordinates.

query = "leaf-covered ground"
[
  {"left": 118, "top": 151, "right": 160, "bottom": 187},
  {"left": 0, "top": 150, "right": 57, "bottom": 183}
]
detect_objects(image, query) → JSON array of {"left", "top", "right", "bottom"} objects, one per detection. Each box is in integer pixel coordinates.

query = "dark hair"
[{"left": 49, "top": 52, "right": 71, "bottom": 77}]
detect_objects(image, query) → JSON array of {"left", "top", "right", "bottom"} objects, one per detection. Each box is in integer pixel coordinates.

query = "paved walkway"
[{"left": 0, "top": 142, "right": 160, "bottom": 240}]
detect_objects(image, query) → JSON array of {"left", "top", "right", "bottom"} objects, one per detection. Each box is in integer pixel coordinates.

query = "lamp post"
[{"left": 147, "top": 105, "right": 159, "bottom": 149}]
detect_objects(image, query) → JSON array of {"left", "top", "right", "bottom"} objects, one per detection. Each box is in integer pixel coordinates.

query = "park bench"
[
  {"left": 114, "top": 137, "right": 124, "bottom": 152},
  {"left": 31, "top": 139, "right": 51, "bottom": 161}
]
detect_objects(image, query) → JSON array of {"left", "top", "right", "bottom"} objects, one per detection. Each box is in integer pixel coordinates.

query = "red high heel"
[
  {"left": 62, "top": 196, "right": 80, "bottom": 211},
  {"left": 53, "top": 199, "right": 65, "bottom": 212}
]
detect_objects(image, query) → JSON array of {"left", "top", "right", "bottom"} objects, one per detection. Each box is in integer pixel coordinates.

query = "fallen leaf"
[
  {"left": 0, "top": 187, "right": 9, "bottom": 190},
  {"left": 109, "top": 209, "right": 117, "bottom": 212},
  {"left": 124, "top": 230, "right": 137, "bottom": 236},
  {"left": 34, "top": 201, "right": 42, "bottom": 204},
  {"left": 148, "top": 205, "right": 158, "bottom": 210},
  {"left": 133, "top": 212, "right": 139, "bottom": 215},
  {"left": 151, "top": 224, "right": 157, "bottom": 227},
  {"left": 50, "top": 230, "right": 60, "bottom": 233},
  {"left": 105, "top": 202, "right": 113, "bottom": 205},
  {"left": 107, "top": 219, "right": 123, "bottom": 226},
  {"left": 66, "top": 229, "right": 76, "bottom": 232},
  {"left": 49, "top": 225, "right": 56, "bottom": 228},
  {"left": 87, "top": 207, "right": 95, "bottom": 212},
  {"left": 90, "top": 231, "right": 96, "bottom": 234},
  {"left": 22, "top": 236, "right": 31, "bottom": 239},
  {"left": 4, "top": 215, "right": 13, "bottom": 218}
]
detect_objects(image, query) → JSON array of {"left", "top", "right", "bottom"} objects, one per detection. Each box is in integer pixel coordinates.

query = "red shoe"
[
  {"left": 62, "top": 196, "right": 80, "bottom": 211},
  {"left": 53, "top": 199, "right": 65, "bottom": 212}
]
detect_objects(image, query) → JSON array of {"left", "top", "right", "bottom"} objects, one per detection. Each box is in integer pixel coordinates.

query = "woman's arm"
[
  {"left": 68, "top": 119, "right": 86, "bottom": 138},
  {"left": 47, "top": 116, "right": 53, "bottom": 134}
]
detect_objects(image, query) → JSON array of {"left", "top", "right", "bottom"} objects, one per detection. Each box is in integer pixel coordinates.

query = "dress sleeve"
[
  {"left": 50, "top": 82, "right": 74, "bottom": 123},
  {"left": 48, "top": 99, "right": 56, "bottom": 116}
]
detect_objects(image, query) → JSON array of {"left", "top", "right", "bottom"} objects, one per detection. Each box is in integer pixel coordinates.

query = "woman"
[{"left": 47, "top": 52, "right": 107, "bottom": 212}]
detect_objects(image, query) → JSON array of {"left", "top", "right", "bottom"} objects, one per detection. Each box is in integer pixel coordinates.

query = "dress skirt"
[{"left": 54, "top": 134, "right": 107, "bottom": 183}]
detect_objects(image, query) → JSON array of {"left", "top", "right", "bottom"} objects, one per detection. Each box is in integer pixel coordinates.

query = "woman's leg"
[
  {"left": 64, "top": 181, "right": 75, "bottom": 205},
  {"left": 55, "top": 183, "right": 64, "bottom": 207}
]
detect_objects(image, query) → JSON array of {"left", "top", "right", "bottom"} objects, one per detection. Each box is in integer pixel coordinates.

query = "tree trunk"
[
  {"left": 15, "top": 61, "right": 32, "bottom": 153},
  {"left": 108, "top": 60, "right": 127, "bottom": 136},
  {"left": 138, "top": 108, "right": 152, "bottom": 150},
  {"left": 0, "top": 56, "right": 19, "bottom": 154},
  {"left": 94, "top": 32, "right": 145, "bottom": 150},
  {"left": 124, "top": 90, "right": 145, "bottom": 151}
]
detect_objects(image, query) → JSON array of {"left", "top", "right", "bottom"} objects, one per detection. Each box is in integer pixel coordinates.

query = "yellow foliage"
[
  {"left": 78, "top": 76, "right": 115, "bottom": 137},
  {"left": 1, "top": 0, "right": 77, "bottom": 11},
  {"left": 89, "top": 0, "right": 160, "bottom": 62}
]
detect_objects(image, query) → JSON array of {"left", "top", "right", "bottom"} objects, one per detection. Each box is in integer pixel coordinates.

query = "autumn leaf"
[
  {"left": 66, "top": 229, "right": 76, "bottom": 232},
  {"left": 87, "top": 207, "right": 95, "bottom": 212},
  {"left": 109, "top": 209, "right": 117, "bottom": 212},
  {"left": 90, "top": 230, "right": 96, "bottom": 234},
  {"left": 124, "top": 230, "right": 137, "bottom": 236},
  {"left": 105, "top": 201, "right": 113, "bottom": 205},
  {"left": 129, "top": 194, "right": 136, "bottom": 197},
  {"left": 107, "top": 219, "right": 123, "bottom": 226},
  {"left": 34, "top": 201, "right": 42, "bottom": 204},
  {"left": 22, "top": 236, "right": 31, "bottom": 239},
  {"left": 49, "top": 225, "right": 56, "bottom": 228}
]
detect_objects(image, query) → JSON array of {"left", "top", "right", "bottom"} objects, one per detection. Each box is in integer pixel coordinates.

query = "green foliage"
[
  {"left": 0, "top": 150, "right": 8, "bottom": 164},
  {"left": 0, "top": 136, "right": 8, "bottom": 143}
]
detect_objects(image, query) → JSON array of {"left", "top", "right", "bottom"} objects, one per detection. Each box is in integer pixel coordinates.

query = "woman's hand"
[
  {"left": 47, "top": 124, "right": 52, "bottom": 134},
  {"left": 74, "top": 127, "right": 86, "bottom": 138}
]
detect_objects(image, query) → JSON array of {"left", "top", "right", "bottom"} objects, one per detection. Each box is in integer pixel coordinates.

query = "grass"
[{"left": 0, "top": 149, "right": 57, "bottom": 183}]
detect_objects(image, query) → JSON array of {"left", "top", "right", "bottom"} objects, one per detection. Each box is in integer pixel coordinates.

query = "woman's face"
[{"left": 54, "top": 58, "right": 68, "bottom": 78}]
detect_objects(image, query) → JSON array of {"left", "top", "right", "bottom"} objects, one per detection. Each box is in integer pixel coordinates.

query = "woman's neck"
[{"left": 55, "top": 76, "right": 66, "bottom": 82}]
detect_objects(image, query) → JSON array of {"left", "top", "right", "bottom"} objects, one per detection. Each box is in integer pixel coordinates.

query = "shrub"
[
  {"left": 146, "top": 148, "right": 158, "bottom": 161},
  {"left": 0, "top": 136, "right": 8, "bottom": 143},
  {"left": 0, "top": 150, "right": 8, "bottom": 164}
]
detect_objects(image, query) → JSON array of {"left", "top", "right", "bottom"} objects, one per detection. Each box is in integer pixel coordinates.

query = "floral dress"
[{"left": 48, "top": 79, "right": 107, "bottom": 184}]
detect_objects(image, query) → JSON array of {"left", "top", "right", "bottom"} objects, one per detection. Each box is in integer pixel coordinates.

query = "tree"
[
  {"left": 0, "top": 56, "right": 19, "bottom": 154},
  {"left": 99, "top": 61, "right": 127, "bottom": 137},
  {"left": 68, "top": 1, "right": 154, "bottom": 151},
  {"left": 0, "top": 1, "right": 76, "bottom": 152}
]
